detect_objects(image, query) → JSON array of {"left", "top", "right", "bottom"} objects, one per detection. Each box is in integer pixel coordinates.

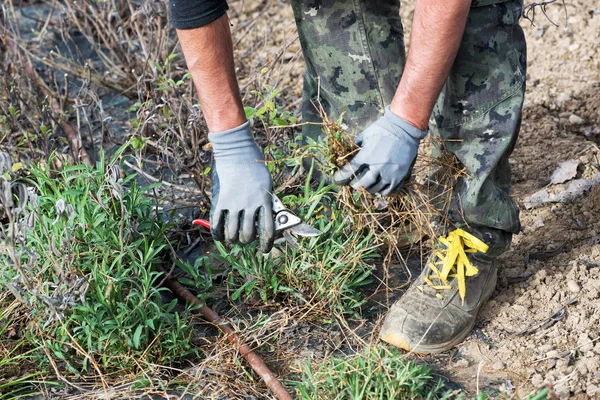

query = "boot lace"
[{"left": 418, "top": 229, "right": 489, "bottom": 304}]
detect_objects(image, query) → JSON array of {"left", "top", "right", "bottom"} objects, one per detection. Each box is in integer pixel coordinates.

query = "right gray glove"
[
  {"left": 333, "top": 106, "right": 428, "bottom": 196},
  {"left": 209, "top": 121, "right": 274, "bottom": 253}
]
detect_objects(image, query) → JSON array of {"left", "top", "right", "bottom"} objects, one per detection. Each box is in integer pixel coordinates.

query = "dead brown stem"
[
  {"left": 0, "top": 19, "right": 93, "bottom": 167},
  {"left": 163, "top": 275, "right": 294, "bottom": 400},
  {"left": 122, "top": 160, "right": 204, "bottom": 195},
  {"left": 522, "top": 0, "right": 568, "bottom": 27}
]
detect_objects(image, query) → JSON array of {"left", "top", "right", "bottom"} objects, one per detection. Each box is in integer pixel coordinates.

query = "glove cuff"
[
  {"left": 383, "top": 106, "right": 428, "bottom": 141},
  {"left": 208, "top": 120, "right": 252, "bottom": 148},
  {"left": 208, "top": 121, "right": 263, "bottom": 163}
]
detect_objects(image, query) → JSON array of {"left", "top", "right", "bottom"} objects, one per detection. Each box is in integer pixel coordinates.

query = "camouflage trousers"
[{"left": 291, "top": 0, "right": 527, "bottom": 251}]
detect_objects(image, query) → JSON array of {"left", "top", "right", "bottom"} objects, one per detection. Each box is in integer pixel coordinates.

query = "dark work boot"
[{"left": 379, "top": 229, "right": 498, "bottom": 354}]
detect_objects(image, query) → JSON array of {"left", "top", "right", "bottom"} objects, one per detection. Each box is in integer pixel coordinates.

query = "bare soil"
[{"left": 450, "top": 2, "right": 600, "bottom": 398}]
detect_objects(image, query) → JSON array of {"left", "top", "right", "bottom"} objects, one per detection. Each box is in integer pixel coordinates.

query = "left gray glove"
[
  {"left": 209, "top": 121, "right": 274, "bottom": 253},
  {"left": 333, "top": 106, "right": 428, "bottom": 196}
]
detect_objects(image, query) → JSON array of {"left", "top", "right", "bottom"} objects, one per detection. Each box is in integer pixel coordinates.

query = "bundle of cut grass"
[{"left": 297, "top": 106, "right": 464, "bottom": 265}]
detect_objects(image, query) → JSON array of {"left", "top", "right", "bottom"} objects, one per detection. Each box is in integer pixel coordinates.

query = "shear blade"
[
  {"left": 282, "top": 230, "right": 299, "bottom": 248},
  {"left": 289, "top": 223, "right": 322, "bottom": 237}
]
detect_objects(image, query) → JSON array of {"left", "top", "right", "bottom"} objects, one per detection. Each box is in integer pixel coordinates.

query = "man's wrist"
[
  {"left": 389, "top": 98, "right": 430, "bottom": 131},
  {"left": 208, "top": 120, "right": 251, "bottom": 145},
  {"left": 203, "top": 104, "right": 246, "bottom": 132},
  {"left": 384, "top": 106, "right": 428, "bottom": 141},
  {"left": 209, "top": 120, "right": 264, "bottom": 164}
]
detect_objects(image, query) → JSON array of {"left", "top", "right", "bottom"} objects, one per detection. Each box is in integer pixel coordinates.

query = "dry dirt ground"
[
  {"left": 3, "top": 0, "right": 599, "bottom": 398},
  {"left": 233, "top": 0, "right": 600, "bottom": 398},
  {"left": 460, "top": 2, "right": 600, "bottom": 398}
]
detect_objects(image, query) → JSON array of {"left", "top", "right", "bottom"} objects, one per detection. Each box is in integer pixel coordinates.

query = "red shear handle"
[{"left": 193, "top": 219, "right": 211, "bottom": 229}]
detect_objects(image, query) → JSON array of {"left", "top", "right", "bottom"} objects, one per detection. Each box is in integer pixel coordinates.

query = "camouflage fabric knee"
[
  {"left": 291, "top": 0, "right": 526, "bottom": 239},
  {"left": 290, "top": 0, "right": 406, "bottom": 141}
]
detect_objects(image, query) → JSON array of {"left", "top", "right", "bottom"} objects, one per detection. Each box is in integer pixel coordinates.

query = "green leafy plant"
[
  {"left": 244, "top": 84, "right": 298, "bottom": 127},
  {"left": 0, "top": 152, "right": 212, "bottom": 378},
  {"left": 294, "top": 344, "right": 448, "bottom": 400}
]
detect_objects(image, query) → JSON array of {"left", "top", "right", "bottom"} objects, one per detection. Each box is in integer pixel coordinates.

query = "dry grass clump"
[
  {"left": 2, "top": 0, "right": 209, "bottom": 181},
  {"left": 301, "top": 106, "right": 463, "bottom": 266}
]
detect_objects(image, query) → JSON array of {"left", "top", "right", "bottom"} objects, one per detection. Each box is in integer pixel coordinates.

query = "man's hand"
[
  {"left": 335, "top": 0, "right": 469, "bottom": 196},
  {"left": 209, "top": 121, "right": 274, "bottom": 252},
  {"left": 175, "top": 16, "right": 274, "bottom": 250},
  {"left": 333, "top": 107, "right": 427, "bottom": 196}
]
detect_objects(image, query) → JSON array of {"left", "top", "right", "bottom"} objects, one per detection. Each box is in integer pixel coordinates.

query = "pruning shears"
[{"left": 193, "top": 194, "right": 323, "bottom": 248}]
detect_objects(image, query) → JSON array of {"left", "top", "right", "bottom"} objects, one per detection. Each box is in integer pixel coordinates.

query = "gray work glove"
[
  {"left": 333, "top": 106, "right": 428, "bottom": 196},
  {"left": 209, "top": 121, "right": 274, "bottom": 253}
]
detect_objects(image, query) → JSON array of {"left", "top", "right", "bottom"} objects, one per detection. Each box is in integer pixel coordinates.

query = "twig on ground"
[
  {"left": 122, "top": 160, "right": 204, "bottom": 195},
  {"left": 522, "top": 0, "right": 568, "bottom": 27},
  {"left": 163, "top": 274, "right": 294, "bottom": 400},
  {"left": 514, "top": 297, "right": 578, "bottom": 336}
]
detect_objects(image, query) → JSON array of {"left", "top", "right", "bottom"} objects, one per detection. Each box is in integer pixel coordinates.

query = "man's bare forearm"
[
  {"left": 390, "top": 0, "right": 470, "bottom": 130},
  {"left": 176, "top": 15, "right": 245, "bottom": 132}
]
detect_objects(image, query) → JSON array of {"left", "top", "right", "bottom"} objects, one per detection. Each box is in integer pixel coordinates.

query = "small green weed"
[
  {"left": 215, "top": 169, "right": 379, "bottom": 317},
  {"left": 294, "top": 344, "right": 447, "bottom": 400},
  {"left": 244, "top": 84, "right": 298, "bottom": 128}
]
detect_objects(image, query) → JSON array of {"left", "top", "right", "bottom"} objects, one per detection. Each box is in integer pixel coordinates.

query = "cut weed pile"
[{"left": 298, "top": 105, "right": 463, "bottom": 266}]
